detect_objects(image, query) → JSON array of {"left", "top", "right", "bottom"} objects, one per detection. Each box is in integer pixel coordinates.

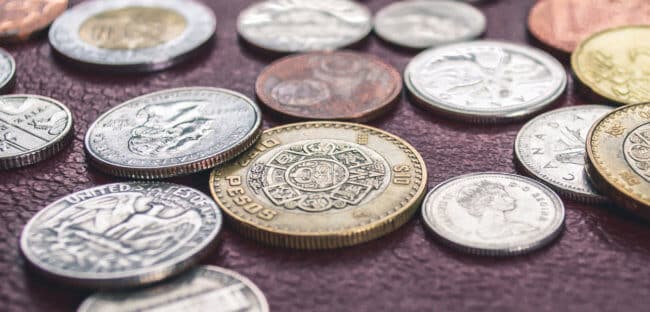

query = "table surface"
[{"left": 2, "top": 0, "right": 650, "bottom": 311}]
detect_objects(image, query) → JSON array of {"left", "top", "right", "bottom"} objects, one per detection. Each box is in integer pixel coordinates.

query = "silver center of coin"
[{"left": 0, "top": 48, "right": 15, "bottom": 91}]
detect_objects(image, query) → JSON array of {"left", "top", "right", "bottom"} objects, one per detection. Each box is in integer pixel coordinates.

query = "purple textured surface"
[{"left": 2, "top": 0, "right": 650, "bottom": 311}]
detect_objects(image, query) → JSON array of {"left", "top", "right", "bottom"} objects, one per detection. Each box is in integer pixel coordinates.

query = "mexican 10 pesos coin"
[
  {"left": 0, "top": 48, "right": 15, "bottom": 94},
  {"left": 209, "top": 122, "right": 428, "bottom": 249}
]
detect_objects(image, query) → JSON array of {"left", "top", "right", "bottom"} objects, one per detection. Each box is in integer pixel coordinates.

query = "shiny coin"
[
  {"left": 85, "top": 87, "right": 262, "bottom": 179},
  {"left": 210, "top": 121, "right": 428, "bottom": 249},
  {"left": 0, "top": 0, "right": 68, "bottom": 42},
  {"left": 0, "top": 95, "right": 73, "bottom": 170},
  {"left": 0, "top": 48, "right": 15, "bottom": 94},
  {"left": 405, "top": 40, "right": 567, "bottom": 123},
  {"left": 237, "top": 0, "right": 372, "bottom": 53},
  {"left": 421, "top": 173, "right": 565, "bottom": 256},
  {"left": 49, "top": 0, "right": 216, "bottom": 72},
  {"left": 20, "top": 182, "right": 223, "bottom": 288},
  {"left": 255, "top": 51, "right": 402, "bottom": 121}
]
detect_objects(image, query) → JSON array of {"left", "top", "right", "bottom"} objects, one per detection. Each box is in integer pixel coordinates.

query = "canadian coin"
[
  {"left": 0, "top": 48, "right": 15, "bottom": 94},
  {"left": 237, "top": 0, "right": 372, "bottom": 53},
  {"left": 0, "top": 0, "right": 68, "bottom": 42},
  {"left": 85, "top": 87, "right": 262, "bottom": 179},
  {"left": 20, "top": 182, "right": 223, "bottom": 288},
  {"left": 421, "top": 173, "right": 565, "bottom": 256},
  {"left": 209, "top": 121, "right": 428, "bottom": 249}
]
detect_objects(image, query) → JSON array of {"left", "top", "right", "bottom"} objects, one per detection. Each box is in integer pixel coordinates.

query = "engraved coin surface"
[
  {"left": 209, "top": 122, "right": 428, "bottom": 249},
  {"left": 256, "top": 51, "right": 402, "bottom": 121},
  {"left": 0, "top": 0, "right": 68, "bottom": 41},
  {"left": 20, "top": 182, "right": 223, "bottom": 288},
  {"left": 237, "top": 0, "right": 372, "bottom": 53},
  {"left": 421, "top": 173, "right": 565, "bottom": 256},
  {"left": 85, "top": 87, "right": 262, "bottom": 179},
  {"left": 0, "top": 48, "right": 15, "bottom": 93}
]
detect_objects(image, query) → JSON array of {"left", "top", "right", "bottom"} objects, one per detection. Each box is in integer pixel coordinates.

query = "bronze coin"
[
  {"left": 255, "top": 51, "right": 402, "bottom": 122},
  {"left": 0, "top": 0, "right": 68, "bottom": 41}
]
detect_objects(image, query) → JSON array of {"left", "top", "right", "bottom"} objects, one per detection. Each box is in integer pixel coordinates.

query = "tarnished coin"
[
  {"left": 0, "top": 0, "right": 68, "bottom": 41},
  {"left": 255, "top": 51, "right": 402, "bottom": 121},
  {"left": 0, "top": 95, "right": 73, "bottom": 170},
  {"left": 85, "top": 87, "right": 262, "bottom": 179},
  {"left": 421, "top": 173, "right": 565, "bottom": 256},
  {"left": 405, "top": 40, "right": 567, "bottom": 123},
  {"left": 49, "top": 0, "right": 216, "bottom": 72},
  {"left": 374, "top": 0, "right": 486, "bottom": 49},
  {"left": 20, "top": 182, "right": 223, "bottom": 288},
  {"left": 237, "top": 0, "right": 372, "bottom": 53},
  {"left": 209, "top": 121, "right": 427, "bottom": 249},
  {"left": 0, "top": 48, "right": 15, "bottom": 94}
]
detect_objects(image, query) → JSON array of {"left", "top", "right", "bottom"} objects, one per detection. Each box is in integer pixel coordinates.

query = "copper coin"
[
  {"left": 255, "top": 51, "right": 402, "bottom": 121},
  {"left": 527, "top": 0, "right": 650, "bottom": 53},
  {"left": 0, "top": 0, "right": 68, "bottom": 41}
]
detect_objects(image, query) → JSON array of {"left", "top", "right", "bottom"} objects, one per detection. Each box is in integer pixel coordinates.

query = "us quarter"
[
  {"left": 85, "top": 87, "right": 262, "bottom": 179},
  {"left": 20, "top": 182, "right": 223, "bottom": 288},
  {"left": 421, "top": 173, "right": 565, "bottom": 256},
  {"left": 0, "top": 48, "right": 15, "bottom": 94}
]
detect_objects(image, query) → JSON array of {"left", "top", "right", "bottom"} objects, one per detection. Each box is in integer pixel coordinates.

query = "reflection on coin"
[
  {"left": 405, "top": 41, "right": 567, "bottom": 123},
  {"left": 85, "top": 87, "right": 262, "bottom": 179},
  {"left": 515, "top": 105, "right": 613, "bottom": 203},
  {"left": 0, "top": 95, "right": 73, "bottom": 169},
  {"left": 0, "top": 0, "right": 68, "bottom": 41},
  {"left": 0, "top": 48, "right": 15, "bottom": 94},
  {"left": 422, "top": 173, "right": 565, "bottom": 256},
  {"left": 238, "top": 0, "right": 372, "bottom": 53},
  {"left": 49, "top": 0, "right": 216, "bottom": 72},
  {"left": 209, "top": 121, "right": 427, "bottom": 249},
  {"left": 374, "top": 0, "right": 486, "bottom": 49},
  {"left": 255, "top": 51, "right": 402, "bottom": 121},
  {"left": 20, "top": 182, "right": 223, "bottom": 288},
  {"left": 78, "top": 266, "right": 268, "bottom": 312}
]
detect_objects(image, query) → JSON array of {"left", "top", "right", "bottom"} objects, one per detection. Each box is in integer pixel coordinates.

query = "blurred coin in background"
[{"left": 0, "top": 0, "right": 68, "bottom": 41}]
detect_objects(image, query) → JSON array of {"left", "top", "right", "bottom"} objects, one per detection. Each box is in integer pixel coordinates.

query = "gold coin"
[
  {"left": 209, "top": 121, "right": 428, "bottom": 249},
  {"left": 572, "top": 25, "right": 650, "bottom": 105}
]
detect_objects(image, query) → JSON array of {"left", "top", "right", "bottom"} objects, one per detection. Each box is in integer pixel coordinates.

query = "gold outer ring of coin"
[{"left": 209, "top": 121, "right": 428, "bottom": 249}]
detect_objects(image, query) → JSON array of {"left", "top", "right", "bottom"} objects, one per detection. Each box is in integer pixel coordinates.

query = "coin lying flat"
[
  {"left": 0, "top": 48, "right": 15, "bottom": 94},
  {"left": 210, "top": 121, "right": 427, "bottom": 249},
  {"left": 0, "top": 0, "right": 68, "bottom": 42},
  {"left": 85, "top": 87, "right": 262, "bottom": 179},
  {"left": 20, "top": 182, "right": 223, "bottom": 288}
]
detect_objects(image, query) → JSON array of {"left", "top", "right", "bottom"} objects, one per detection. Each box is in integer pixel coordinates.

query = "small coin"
[
  {"left": 237, "top": 0, "right": 372, "bottom": 53},
  {"left": 405, "top": 40, "right": 567, "bottom": 123},
  {"left": 0, "top": 48, "right": 15, "bottom": 94},
  {"left": 20, "top": 182, "right": 223, "bottom": 288},
  {"left": 421, "top": 173, "right": 565, "bottom": 256},
  {"left": 255, "top": 51, "right": 402, "bottom": 121},
  {"left": 85, "top": 87, "right": 262, "bottom": 179},
  {"left": 0, "top": 0, "right": 68, "bottom": 42},
  {"left": 209, "top": 121, "right": 428, "bottom": 249}
]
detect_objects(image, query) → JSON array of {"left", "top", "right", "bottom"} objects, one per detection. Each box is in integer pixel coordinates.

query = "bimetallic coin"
[
  {"left": 421, "top": 173, "right": 565, "bottom": 256},
  {"left": 255, "top": 51, "right": 402, "bottom": 121},
  {"left": 0, "top": 95, "right": 73, "bottom": 169},
  {"left": 0, "top": 48, "right": 15, "bottom": 94},
  {"left": 237, "top": 0, "right": 372, "bottom": 53},
  {"left": 20, "top": 182, "right": 223, "bottom": 288},
  {"left": 210, "top": 122, "right": 428, "bottom": 249},
  {"left": 405, "top": 40, "right": 567, "bottom": 123},
  {"left": 0, "top": 0, "right": 68, "bottom": 41},
  {"left": 85, "top": 87, "right": 262, "bottom": 179}
]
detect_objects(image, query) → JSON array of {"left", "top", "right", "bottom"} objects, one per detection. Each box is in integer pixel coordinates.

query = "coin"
[
  {"left": 78, "top": 266, "right": 268, "bottom": 312},
  {"left": 0, "top": 95, "right": 73, "bottom": 170},
  {"left": 49, "top": 0, "right": 216, "bottom": 72},
  {"left": 0, "top": 0, "right": 68, "bottom": 42},
  {"left": 405, "top": 40, "right": 567, "bottom": 123},
  {"left": 373, "top": 0, "right": 486, "bottom": 49},
  {"left": 0, "top": 48, "right": 15, "bottom": 94},
  {"left": 20, "top": 182, "right": 223, "bottom": 288},
  {"left": 515, "top": 105, "right": 613, "bottom": 203},
  {"left": 255, "top": 51, "right": 402, "bottom": 121},
  {"left": 209, "top": 121, "right": 427, "bottom": 249},
  {"left": 237, "top": 0, "right": 372, "bottom": 53},
  {"left": 421, "top": 173, "right": 565, "bottom": 256},
  {"left": 85, "top": 87, "right": 262, "bottom": 179}
]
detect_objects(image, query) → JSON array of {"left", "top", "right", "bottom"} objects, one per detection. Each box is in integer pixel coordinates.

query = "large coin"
[
  {"left": 20, "top": 182, "right": 223, "bottom": 288},
  {"left": 0, "top": 0, "right": 68, "bottom": 42},
  {"left": 255, "top": 51, "right": 402, "bottom": 121},
  {"left": 421, "top": 173, "right": 565, "bottom": 256},
  {"left": 209, "top": 121, "right": 428, "bottom": 249},
  {"left": 85, "top": 87, "right": 262, "bottom": 179},
  {"left": 0, "top": 48, "right": 15, "bottom": 94}
]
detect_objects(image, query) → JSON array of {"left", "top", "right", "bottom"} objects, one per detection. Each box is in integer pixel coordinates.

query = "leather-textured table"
[{"left": 2, "top": 0, "right": 650, "bottom": 311}]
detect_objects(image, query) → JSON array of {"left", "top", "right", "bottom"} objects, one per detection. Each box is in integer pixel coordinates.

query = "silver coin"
[
  {"left": 515, "top": 105, "right": 613, "bottom": 203},
  {"left": 78, "top": 265, "right": 269, "bottom": 312},
  {"left": 20, "top": 182, "right": 223, "bottom": 288},
  {"left": 405, "top": 40, "right": 567, "bottom": 123},
  {"left": 237, "top": 0, "right": 372, "bottom": 53},
  {"left": 49, "top": 0, "right": 216, "bottom": 72},
  {"left": 85, "top": 87, "right": 262, "bottom": 179},
  {"left": 374, "top": 0, "right": 486, "bottom": 49},
  {"left": 421, "top": 172, "right": 565, "bottom": 256},
  {"left": 0, "top": 48, "right": 15, "bottom": 93},
  {"left": 0, "top": 95, "right": 73, "bottom": 169}
]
